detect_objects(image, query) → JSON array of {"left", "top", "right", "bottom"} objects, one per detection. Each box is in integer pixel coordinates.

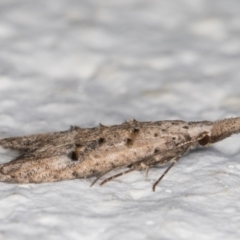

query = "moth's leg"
[
  {"left": 91, "top": 158, "right": 151, "bottom": 187},
  {"left": 145, "top": 167, "right": 149, "bottom": 178},
  {"left": 94, "top": 155, "right": 154, "bottom": 186},
  {"left": 152, "top": 160, "right": 176, "bottom": 192},
  {"left": 98, "top": 155, "right": 176, "bottom": 187},
  {"left": 100, "top": 168, "right": 135, "bottom": 186},
  {"left": 151, "top": 132, "right": 209, "bottom": 191},
  {"left": 90, "top": 162, "right": 138, "bottom": 187},
  {"left": 126, "top": 155, "right": 180, "bottom": 191},
  {"left": 98, "top": 154, "right": 180, "bottom": 188},
  {"left": 98, "top": 157, "right": 162, "bottom": 186},
  {"left": 90, "top": 169, "right": 114, "bottom": 187}
]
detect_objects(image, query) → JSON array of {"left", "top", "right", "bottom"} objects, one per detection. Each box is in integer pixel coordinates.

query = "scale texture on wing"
[{"left": 0, "top": 119, "right": 215, "bottom": 185}]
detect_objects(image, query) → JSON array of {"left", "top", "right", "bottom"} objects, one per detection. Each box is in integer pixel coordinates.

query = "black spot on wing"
[
  {"left": 98, "top": 137, "right": 105, "bottom": 145},
  {"left": 68, "top": 151, "right": 78, "bottom": 161},
  {"left": 126, "top": 138, "right": 133, "bottom": 147}
]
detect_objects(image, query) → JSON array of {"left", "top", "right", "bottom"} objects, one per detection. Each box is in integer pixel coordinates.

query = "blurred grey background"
[{"left": 1, "top": 0, "right": 240, "bottom": 135}]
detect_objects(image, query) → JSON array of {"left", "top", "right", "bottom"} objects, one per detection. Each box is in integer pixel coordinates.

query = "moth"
[{"left": 0, "top": 117, "right": 239, "bottom": 191}]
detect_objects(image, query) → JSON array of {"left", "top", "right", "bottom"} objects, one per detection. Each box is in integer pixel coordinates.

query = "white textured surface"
[{"left": 1, "top": 0, "right": 240, "bottom": 240}]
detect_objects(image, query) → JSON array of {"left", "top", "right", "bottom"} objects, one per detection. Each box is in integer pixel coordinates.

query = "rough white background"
[{"left": 0, "top": 0, "right": 240, "bottom": 239}]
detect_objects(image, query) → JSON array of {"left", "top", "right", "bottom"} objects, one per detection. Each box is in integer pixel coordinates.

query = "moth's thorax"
[{"left": 186, "top": 121, "right": 213, "bottom": 139}]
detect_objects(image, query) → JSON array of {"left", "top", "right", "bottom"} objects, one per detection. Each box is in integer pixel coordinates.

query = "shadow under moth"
[{"left": 0, "top": 117, "right": 239, "bottom": 191}]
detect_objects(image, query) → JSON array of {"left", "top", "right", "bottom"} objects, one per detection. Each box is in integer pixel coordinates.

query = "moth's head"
[
  {"left": 189, "top": 117, "right": 240, "bottom": 146},
  {"left": 209, "top": 117, "right": 240, "bottom": 144}
]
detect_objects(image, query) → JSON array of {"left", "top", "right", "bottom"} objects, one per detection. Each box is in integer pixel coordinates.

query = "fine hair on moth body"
[{"left": 0, "top": 117, "right": 240, "bottom": 191}]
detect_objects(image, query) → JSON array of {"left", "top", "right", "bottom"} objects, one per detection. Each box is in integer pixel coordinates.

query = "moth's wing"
[
  {"left": 0, "top": 129, "right": 79, "bottom": 162},
  {"left": 0, "top": 130, "right": 74, "bottom": 151},
  {"left": 11, "top": 144, "right": 75, "bottom": 162}
]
